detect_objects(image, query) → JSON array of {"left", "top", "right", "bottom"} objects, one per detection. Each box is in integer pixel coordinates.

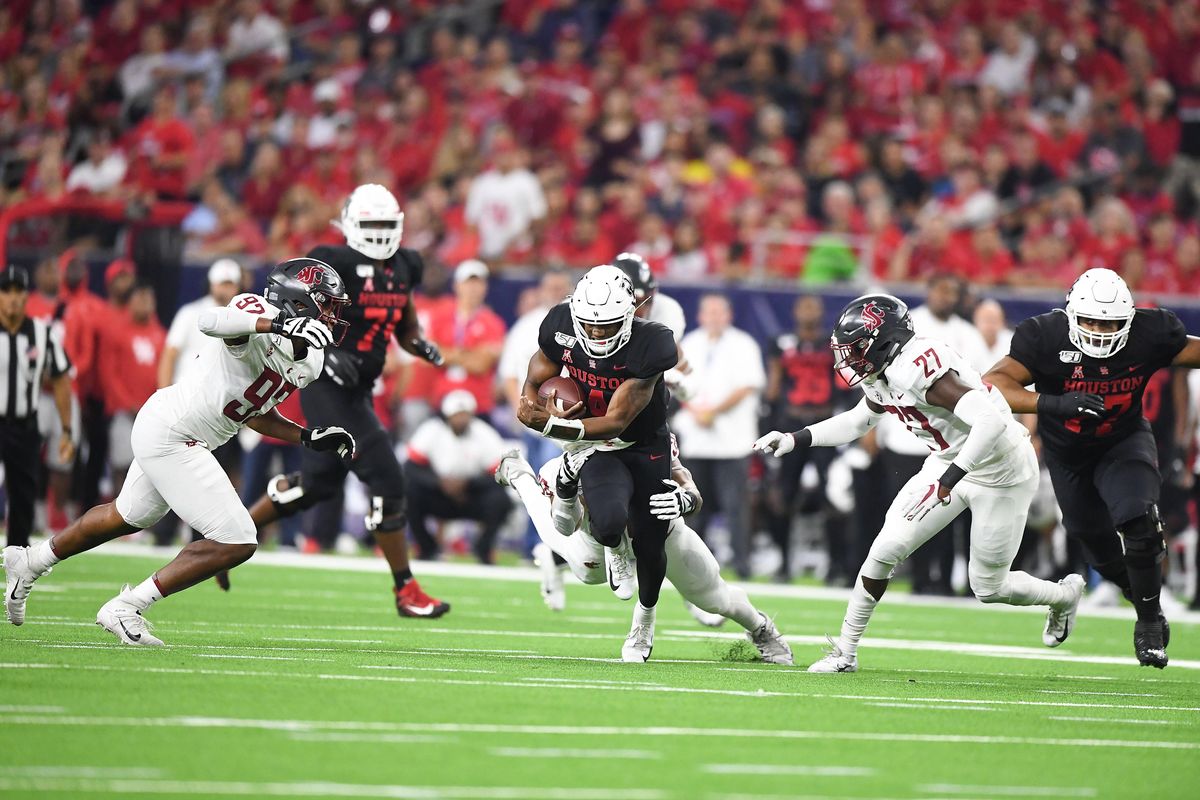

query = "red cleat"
[{"left": 395, "top": 580, "right": 450, "bottom": 619}]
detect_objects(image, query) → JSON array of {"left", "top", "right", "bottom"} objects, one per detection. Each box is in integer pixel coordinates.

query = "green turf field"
[{"left": 2, "top": 548, "right": 1199, "bottom": 800}]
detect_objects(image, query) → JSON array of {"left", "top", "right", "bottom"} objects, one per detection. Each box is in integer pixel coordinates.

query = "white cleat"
[
  {"left": 3, "top": 545, "right": 48, "bottom": 626},
  {"left": 1043, "top": 573, "right": 1085, "bottom": 648},
  {"left": 532, "top": 543, "right": 566, "bottom": 612},
  {"left": 96, "top": 588, "right": 164, "bottom": 646},
  {"left": 684, "top": 600, "right": 725, "bottom": 628},
  {"left": 748, "top": 614, "right": 793, "bottom": 665},
  {"left": 807, "top": 636, "right": 858, "bottom": 673},
  {"left": 605, "top": 539, "right": 636, "bottom": 601},
  {"left": 494, "top": 449, "right": 534, "bottom": 488},
  {"left": 622, "top": 620, "right": 655, "bottom": 662}
]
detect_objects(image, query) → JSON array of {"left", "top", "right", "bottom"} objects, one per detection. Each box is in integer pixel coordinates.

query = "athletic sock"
[
  {"left": 121, "top": 576, "right": 164, "bottom": 611},
  {"left": 633, "top": 602, "right": 656, "bottom": 626},
  {"left": 28, "top": 539, "right": 62, "bottom": 574},
  {"left": 392, "top": 568, "right": 414, "bottom": 590},
  {"left": 837, "top": 582, "right": 878, "bottom": 657},
  {"left": 1124, "top": 561, "right": 1163, "bottom": 622},
  {"left": 724, "top": 586, "right": 762, "bottom": 631},
  {"left": 996, "top": 570, "right": 1073, "bottom": 608}
]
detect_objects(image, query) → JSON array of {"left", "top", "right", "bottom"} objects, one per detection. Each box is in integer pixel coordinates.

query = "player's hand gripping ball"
[{"left": 537, "top": 377, "right": 584, "bottom": 414}]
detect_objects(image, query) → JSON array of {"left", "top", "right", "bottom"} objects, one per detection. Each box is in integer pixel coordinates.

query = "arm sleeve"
[
  {"left": 197, "top": 306, "right": 267, "bottom": 338},
  {"left": 805, "top": 398, "right": 883, "bottom": 447},
  {"left": 949, "top": 389, "right": 1007, "bottom": 473},
  {"left": 1007, "top": 317, "right": 1043, "bottom": 377}
]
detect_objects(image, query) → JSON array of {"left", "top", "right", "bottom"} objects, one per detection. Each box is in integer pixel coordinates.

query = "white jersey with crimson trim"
[
  {"left": 861, "top": 335, "right": 1033, "bottom": 488},
  {"left": 145, "top": 293, "right": 324, "bottom": 449}
]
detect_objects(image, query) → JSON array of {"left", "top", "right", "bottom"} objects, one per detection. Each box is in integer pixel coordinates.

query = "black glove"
[
  {"left": 301, "top": 426, "right": 356, "bottom": 462},
  {"left": 411, "top": 337, "right": 444, "bottom": 367},
  {"left": 323, "top": 350, "right": 361, "bottom": 387},
  {"left": 1037, "top": 391, "right": 1108, "bottom": 419}
]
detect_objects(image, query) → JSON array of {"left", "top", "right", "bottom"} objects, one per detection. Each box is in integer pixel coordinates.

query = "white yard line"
[
  {"left": 702, "top": 765, "right": 875, "bottom": 777},
  {"left": 287, "top": 732, "right": 455, "bottom": 744},
  {"left": 73, "top": 541, "right": 1200, "bottom": 624},
  {"left": 915, "top": 784, "right": 1097, "bottom": 797},
  {"left": 0, "top": 778, "right": 666, "bottom": 800},
  {"left": 0, "top": 767, "right": 165, "bottom": 778},
  {"left": 193, "top": 654, "right": 333, "bottom": 662},
  {"left": 863, "top": 702, "right": 1000, "bottom": 712},
  {"left": 1046, "top": 716, "right": 1191, "bottom": 726},
  {"left": 0, "top": 704, "right": 65, "bottom": 713},
  {"left": 0, "top": 713, "right": 1196, "bottom": 751},
  {"left": 359, "top": 665, "right": 497, "bottom": 675},
  {"left": 489, "top": 747, "right": 661, "bottom": 760}
]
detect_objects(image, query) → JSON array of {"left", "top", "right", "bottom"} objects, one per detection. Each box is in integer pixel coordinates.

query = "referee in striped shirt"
[{"left": 0, "top": 265, "right": 73, "bottom": 547}]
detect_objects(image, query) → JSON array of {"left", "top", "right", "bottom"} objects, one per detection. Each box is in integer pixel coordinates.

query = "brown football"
[{"left": 538, "top": 376, "right": 584, "bottom": 413}]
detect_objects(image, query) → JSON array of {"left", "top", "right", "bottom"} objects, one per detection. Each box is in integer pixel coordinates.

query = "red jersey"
[
  {"left": 425, "top": 302, "right": 507, "bottom": 413},
  {"left": 100, "top": 315, "right": 165, "bottom": 415},
  {"left": 126, "top": 117, "right": 195, "bottom": 199}
]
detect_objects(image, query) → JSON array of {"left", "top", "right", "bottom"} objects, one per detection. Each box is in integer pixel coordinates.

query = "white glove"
[
  {"left": 752, "top": 430, "right": 795, "bottom": 458},
  {"left": 649, "top": 479, "right": 698, "bottom": 520},
  {"left": 279, "top": 316, "right": 334, "bottom": 349},
  {"left": 901, "top": 482, "right": 952, "bottom": 522}
]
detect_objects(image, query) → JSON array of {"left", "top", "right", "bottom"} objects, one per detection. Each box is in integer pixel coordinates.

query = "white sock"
[
  {"left": 512, "top": 473, "right": 575, "bottom": 551},
  {"left": 634, "top": 601, "right": 656, "bottom": 627},
  {"left": 725, "top": 587, "right": 762, "bottom": 632},
  {"left": 993, "top": 570, "right": 1072, "bottom": 608},
  {"left": 120, "top": 576, "right": 164, "bottom": 612},
  {"left": 838, "top": 582, "right": 878, "bottom": 657},
  {"left": 28, "top": 539, "right": 61, "bottom": 574}
]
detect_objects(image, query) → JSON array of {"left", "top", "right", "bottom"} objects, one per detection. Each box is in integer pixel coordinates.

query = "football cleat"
[
  {"left": 605, "top": 539, "right": 636, "bottom": 601},
  {"left": 95, "top": 588, "right": 164, "bottom": 646},
  {"left": 494, "top": 449, "right": 534, "bottom": 488},
  {"left": 1161, "top": 613, "right": 1170, "bottom": 648},
  {"left": 1042, "top": 574, "right": 1085, "bottom": 647},
  {"left": 395, "top": 580, "right": 451, "bottom": 619},
  {"left": 807, "top": 636, "right": 857, "bottom": 673},
  {"left": 684, "top": 600, "right": 725, "bottom": 628},
  {"left": 748, "top": 614, "right": 793, "bottom": 665},
  {"left": 3, "top": 545, "right": 49, "bottom": 626},
  {"left": 532, "top": 543, "right": 566, "bottom": 612},
  {"left": 622, "top": 621, "right": 655, "bottom": 663},
  {"left": 1133, "top": 618, "right": 1168, "bottom": 669}
]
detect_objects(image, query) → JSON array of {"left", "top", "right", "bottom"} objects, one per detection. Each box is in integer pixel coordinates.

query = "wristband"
[
  {"left": 542, "top": 416, "right": 585, "bottom": 442},
  {"left": 794, "top": 428, "right": 814, "bottom": 448},
  {"left": 939, "top": 463, "right": 968, "bottom": 490}
]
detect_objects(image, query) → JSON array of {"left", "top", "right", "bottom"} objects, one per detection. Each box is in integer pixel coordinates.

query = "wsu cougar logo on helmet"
[
  {"left": 860, "top": 301, "right": 886, "bottom": 332},
  {"left": 294, "top": 264, "right": 324, "bottom": 286}
]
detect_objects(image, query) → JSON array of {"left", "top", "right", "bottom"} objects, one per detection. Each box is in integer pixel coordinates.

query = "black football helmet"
[
  {"left": 831, "top": 294, "right": 914, "bottom": 386},
  {"left": 612, "top": 252, "right": 657, "bottom": 310},
  {"left": 264, "top": 257, "right": 351, "bottom": 345}
]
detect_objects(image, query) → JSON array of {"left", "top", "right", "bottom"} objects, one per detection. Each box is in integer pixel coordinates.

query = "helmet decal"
[
  {"left": 860, "top": 301, "right": 885, "bottom": 332},
  {"left": 294, "top": 264, "right": 325, "bottom": 286}
]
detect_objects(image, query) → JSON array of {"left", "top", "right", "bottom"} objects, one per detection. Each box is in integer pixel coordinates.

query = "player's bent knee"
[
  {"left": 587, "top": 508, "right": 627, "bottom": 549},
  {"left": 862, "top": 535, "right": 908, "bottom": 581},
  {"left": 267, "top": 472, "right": 327, "bottom": 516},
  {"left": 365, "top": 496, "right": 406, "bottom": 533},
  {"left": 1117, "top": 507, "right": 1166, "bottom": 568},
  {"left": 968, "top": 563, "right": 1010, "bottom": 603}
]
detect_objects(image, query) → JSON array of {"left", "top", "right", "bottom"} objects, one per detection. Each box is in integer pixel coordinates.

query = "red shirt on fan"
[
  {"left": 126, "top": 116, "right": 194, "bottom": 199},
  {"left": 425, "top": 301, "right": 506, "bottom": 414},
  {"left": 99, "top": 314, "right": 166, "bottom": 416}
]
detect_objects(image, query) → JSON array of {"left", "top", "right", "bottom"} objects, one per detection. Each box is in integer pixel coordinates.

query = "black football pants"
[{"left": 1, "top": 421, "right": 39, "bottom": 547}]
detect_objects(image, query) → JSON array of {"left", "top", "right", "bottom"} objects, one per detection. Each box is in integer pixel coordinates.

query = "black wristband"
[
  {"left": 939, "top": 463, "right": 968, "bottom": 490},
  {"left": 300, "top": 427, "right": 313, "bottom": 447},
  {"left": 794, "top": 428, "right": 814, "bottom": 448}
]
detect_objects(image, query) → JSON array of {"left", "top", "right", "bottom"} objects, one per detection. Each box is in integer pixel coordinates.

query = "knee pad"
[
  {"left": 587, "top": 505, "right": 627, "bottom": 549},
  {"left": 1117, "top": 506, "right": 1166, "bottom": 569},
  {"left": 968, "top": 563, "right": 1009, "bottom": 604},
  {"left": 267, "top": 472, "right": 322, "bottom": 516},
  {"left": 861, "top": 534, "right": 909, "bottom": 581},
  {"left": 366, "top": 495, "right": 406, "bottom": 533}
]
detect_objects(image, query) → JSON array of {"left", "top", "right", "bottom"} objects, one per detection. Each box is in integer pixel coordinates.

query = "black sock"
[
  {"left": 393, "top": 569, "right": 414, "bottom": 590},
  {"left": 1124, "top": 559, "right": 1163, "bottom": 622},
  {"left": 555, "top": 474, "right": 578, "bottom": 500}
]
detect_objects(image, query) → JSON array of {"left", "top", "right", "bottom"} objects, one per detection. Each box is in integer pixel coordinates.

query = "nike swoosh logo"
[
  {"left": 118, "top": 618, "right": 141, "bottom": 642},
  {"left": 649, "top": 454, "right": 665, "bottom": 461},
  {"left": 1141, "top": 595, "right": 1159, "bottom": 602},
  {"left": 608, "top": 566, "right": 619, "bottom": 593},
  {"left": 8, "top": 584, "right": 18, "bottom": 601},
  {"left": 1054, "top": 623, "right": 1069, "bottom": 644},
  {"left": 614, "top": 365, "right": 626, "bottom": 371},
  {"left": 403, "top": 603, "right": 439, "bottom": 617}
]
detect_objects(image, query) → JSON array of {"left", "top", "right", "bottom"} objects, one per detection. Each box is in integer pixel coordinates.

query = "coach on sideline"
[{"left": 0, "top": 265, "right": 74, "bottom": 547}]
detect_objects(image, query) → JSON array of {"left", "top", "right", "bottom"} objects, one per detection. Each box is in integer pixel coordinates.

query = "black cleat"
[
  {"left": 1134, "top": 619, "right": 1168, "bottom": 669},
  {"left": 215, "top": 570, "right": 231, "bottom": 592},
  {"left": 1160, "top": 613, "right": 1170, "bottom": 648}
]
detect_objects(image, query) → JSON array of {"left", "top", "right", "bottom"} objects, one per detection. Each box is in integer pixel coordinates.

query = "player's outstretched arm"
[
  {"left": 1170, "top": 336, "right": 1200, "bottom": 368},
  {"left": 649, "top": 463, "right": 704, "bottom": 521},
  {"left": 246, "top": 409, "right": 356, "bottom": 462},
  {"left": 753, "top": 398, "right": 884, "bottom": 458},
  {"left": 197, "top": 305, "right": 277, "bottom": 340},
  {"left": 394, "top": 301, "right": 444, "bottom": 366},
  {"left": 984, "top": 356, "right": 1105, "bottom": 419}
]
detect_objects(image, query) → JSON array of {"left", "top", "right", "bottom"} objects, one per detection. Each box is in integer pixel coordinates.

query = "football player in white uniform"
[
  {"left": 495, "top": 440, "right": 792, "bottom": 664},
  {"left": 3, "top": 258, "right": 355, "bottom": 644},
  {"left": 754, "top": 295, "right": 1085, "bottom": 672}
]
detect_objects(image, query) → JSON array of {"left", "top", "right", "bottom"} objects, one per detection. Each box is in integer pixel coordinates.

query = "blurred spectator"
[
  {"left": 225, "top": 0, "right": 289, "bottom": 65},
  {"left": 675, "top": 294, "right": 765, "bottom": 579},
  {"left": 125, "top": 84, "right": 194, "bottom": 200},
  {"left": 465, "top": 138, "right": 547, "bottom": 260},
  {"left": 426, "top": 259, "right": 506, "bottom": 414},
  {"left": 100, "top": 284, "right": 164, "bottom": 495},
  {"left": 980, "top": 21, "right": 1037, "bottom": 97},
  {"left": 973, "top": 298, "right": 1013, "bottom": 366},
  {"left": 66, "top": 129, "right": 127, "bottom": 197},
  {"left": 909, "top": 274, "right": 991, "bottom": 373},
  {"left": 404, "top": 390, "right": 511, "bottom": 564},
  {"left": 159, "top": 259, "right": 242, "bottom": 388},
  {"left": 164, "top": 14, "right": 222, "bottom": 101},
  {"left": 119, "top": 23, "right": 168, "bottom": 106},
  {"left": 242, "top": 141, "right": 288, "bottom": 225},
  {"left": 998, "top": 130, "right": 1057, "bottom": 203}
]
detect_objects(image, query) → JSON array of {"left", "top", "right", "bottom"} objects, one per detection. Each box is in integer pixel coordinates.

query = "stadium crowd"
[{"left": 3, "top": 1, "right": 1200, "bottom": 607}]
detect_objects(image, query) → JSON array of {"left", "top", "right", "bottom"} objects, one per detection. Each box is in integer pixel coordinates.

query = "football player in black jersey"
[
  {"left": 244, "top": 184, "right": 450, "bottom": 619},
  {"left": 516, "top": 265, "right": 678, "bottom": 661},
  {"left": 986, "top": 268, "right": 1200, "bottom": 667}
]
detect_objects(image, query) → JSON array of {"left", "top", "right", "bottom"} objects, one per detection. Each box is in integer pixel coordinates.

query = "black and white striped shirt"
[{"left": 0, "top": 316, "right": 71, "bottom": 422}]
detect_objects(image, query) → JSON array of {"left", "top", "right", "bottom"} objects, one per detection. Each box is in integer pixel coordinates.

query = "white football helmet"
[
  {"left": 1065, "top": 267, "right": 1135, "bottom": 358},
  {"left": 338, "top": 184, "right": 404, "bottom": 261},
  {"left": 569, "top": 265, "right": 637, "bottom": 358}
]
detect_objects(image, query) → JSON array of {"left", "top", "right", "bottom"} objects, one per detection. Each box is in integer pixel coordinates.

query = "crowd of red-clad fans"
[{"left": 4, "top": 0, "right": 1200, "bottom": 294}]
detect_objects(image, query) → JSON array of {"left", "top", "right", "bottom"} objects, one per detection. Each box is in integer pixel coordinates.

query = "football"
[{"left": 537, "top": 376, "right": 583, "bottom": 413}]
